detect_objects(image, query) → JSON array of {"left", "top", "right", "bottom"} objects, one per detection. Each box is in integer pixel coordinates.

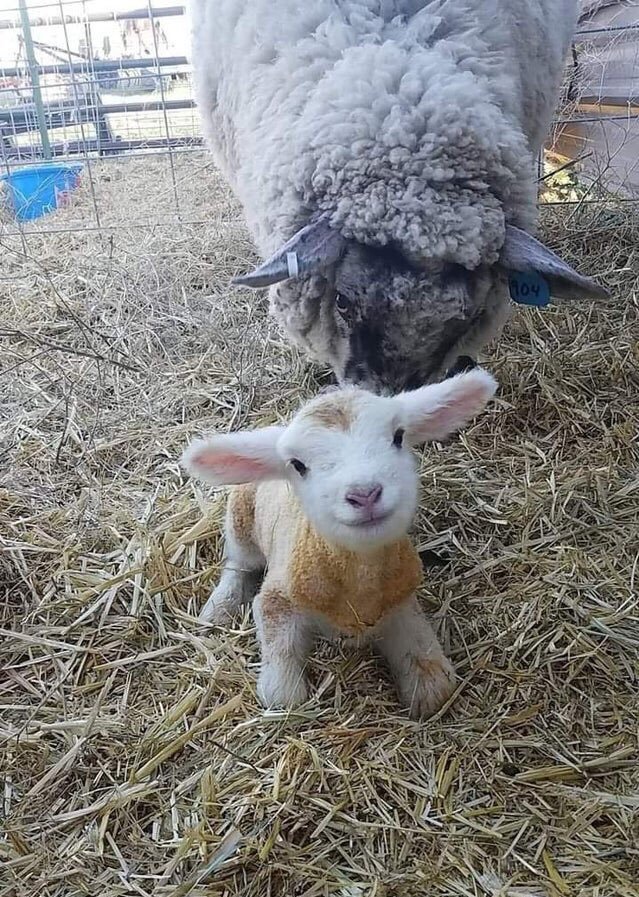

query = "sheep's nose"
[{"left": 345, "top": 484, "right": 383, "bottom": 509}]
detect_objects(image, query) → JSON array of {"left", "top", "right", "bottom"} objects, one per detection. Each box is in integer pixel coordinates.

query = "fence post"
[{"left": 18, "top": 0, "right": 52, "bottom": 160}]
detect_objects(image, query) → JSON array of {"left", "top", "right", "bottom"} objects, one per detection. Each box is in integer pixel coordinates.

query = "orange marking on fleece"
[
  {"left": 228, "top": 483, "right": 257, "bottom": 544},
  {"left": 288, "top": 521, "right": 423, "bottom": 634}
]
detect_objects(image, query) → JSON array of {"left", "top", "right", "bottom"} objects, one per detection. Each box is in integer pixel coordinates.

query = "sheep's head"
[
  {"left": 181, "top": 368, "right": 497, "bottom": 551},
  {"left": 233, "top": 218, "right": 608, "bottom": 394}
]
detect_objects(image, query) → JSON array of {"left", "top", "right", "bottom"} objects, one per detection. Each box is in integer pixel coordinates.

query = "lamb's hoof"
[
  {"left": 257, "top": 664, "right": 308, "bottom": 709},
  {"left": 198, "top": 604, "right": 231, "bottom": 626},
  {"left": 198, "top": 590, "right": 237, "bottom": 626},
  {"left": 398, "top": 654, "right": 456, "bottom": 720},
  {"left": 199, "top": 570, "right": 261, "bottom": 625}
]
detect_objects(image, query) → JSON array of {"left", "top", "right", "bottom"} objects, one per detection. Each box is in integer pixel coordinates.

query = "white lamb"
[
  {"left": 189, "top": 0, "right": 607, "bottom": 393},
  {"left": 181, "top": 368, "right": 497, "bottom": 718}
]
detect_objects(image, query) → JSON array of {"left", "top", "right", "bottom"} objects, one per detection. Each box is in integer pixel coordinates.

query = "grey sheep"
[{"left": 189, "top": 0, "right": 607, "bottom": 392}]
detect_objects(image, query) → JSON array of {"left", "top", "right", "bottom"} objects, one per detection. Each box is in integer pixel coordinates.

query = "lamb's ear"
[
  {"left": 181, "top": 427, "right": 287, "bottom": 486},
  {"left": 500, "top": 225, "right": 609, "bottom": 300},
  {"left": 397, "top": 369, "right": 497, "bottom": 443},
  {"left": 232, "top": 217, "right": 347, "bottom": 288}
]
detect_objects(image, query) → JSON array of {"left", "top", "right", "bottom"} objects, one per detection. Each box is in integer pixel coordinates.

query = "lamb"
[
  {"left": 181, "top": 368, "right": 497, "bottom": 718},
  {"left": 189, "top": 0, "right": 608, "bottom": 394}
]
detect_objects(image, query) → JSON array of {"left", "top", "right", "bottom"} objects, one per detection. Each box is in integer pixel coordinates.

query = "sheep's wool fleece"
[
  {"left": 190, "top": 0, "right": 578, "bottom": 269},
  {"left": 231, "top": 481, "right": 423, "bottom": 634},
  {"left": 288, "top": 522, "right": 423, "bottom": 633}
]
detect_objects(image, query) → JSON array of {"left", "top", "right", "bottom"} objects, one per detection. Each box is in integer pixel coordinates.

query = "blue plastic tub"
[{"left": 1, "top": 162, "right": 83, "bottom": 221}]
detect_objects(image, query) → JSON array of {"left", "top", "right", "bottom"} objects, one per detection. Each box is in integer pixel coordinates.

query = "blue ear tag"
[{"left": 508, "top": 271, "right": 551, "bottom": 307}]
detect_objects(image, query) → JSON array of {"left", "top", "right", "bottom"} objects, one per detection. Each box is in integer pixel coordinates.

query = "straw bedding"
[{"left": 1, "top": 154, "right": 638, "bottom": 897}]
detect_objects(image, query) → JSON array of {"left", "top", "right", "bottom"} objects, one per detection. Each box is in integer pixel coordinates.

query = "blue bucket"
[{"left": 1, "top": 162, "right": 83, "bottom": 221}]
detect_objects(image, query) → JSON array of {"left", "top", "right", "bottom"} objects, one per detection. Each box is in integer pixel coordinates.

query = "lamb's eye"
[
  {"left": 290, "top": 458, "right": 308, "bottom": 476},
  {"left": 392, "top": 428, "right": 405, "bottom": 448}
]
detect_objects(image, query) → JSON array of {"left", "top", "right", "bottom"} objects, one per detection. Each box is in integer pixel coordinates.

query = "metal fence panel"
[{"left": 0, "top": 0, "right": 637, "bottom": 234}]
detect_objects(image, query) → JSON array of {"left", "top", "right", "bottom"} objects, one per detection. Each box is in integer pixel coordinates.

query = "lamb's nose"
[{"left": 345, "top": 484, "right": 383, "bottom": 509}]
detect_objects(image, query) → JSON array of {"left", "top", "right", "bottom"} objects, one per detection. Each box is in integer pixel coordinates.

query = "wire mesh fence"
[
  {"left": 545, "top": 1, "right": 639, "bottom": 205},
  {"left": 0, "top": 0, "right": 637, "bottom": 236},
  {"left": 0, "top": 0, "right": 203, "bottom": 234}
]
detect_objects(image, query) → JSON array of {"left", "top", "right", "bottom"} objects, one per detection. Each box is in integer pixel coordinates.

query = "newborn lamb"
[{"left": 182, "top": 369, "right": 496, "bottom": 718}]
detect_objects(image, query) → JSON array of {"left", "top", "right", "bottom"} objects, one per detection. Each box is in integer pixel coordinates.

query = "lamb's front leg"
[
  {"left": 376, "top": 596, "right": 456, "bottom": 720},
  {"left": 253, "top": 585, "right": 315, "bottom": 709}
]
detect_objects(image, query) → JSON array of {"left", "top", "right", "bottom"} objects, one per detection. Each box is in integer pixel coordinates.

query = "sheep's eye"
[
  {"left": 392, "top": 428, "right": 405, "bottom": 448},
  {"left": 290, "top": 458, "right": 308, "bottom": 476},
  {"left": 335, "top": 293, "right": 350, "bottom": 319}
]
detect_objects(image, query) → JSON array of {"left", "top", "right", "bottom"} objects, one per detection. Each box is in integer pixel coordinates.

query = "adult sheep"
[{"left": 189, "top": 0, "right": 607, "bottom": 393}]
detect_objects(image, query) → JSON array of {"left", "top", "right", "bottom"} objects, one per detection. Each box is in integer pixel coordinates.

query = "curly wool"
[{"left": 190, "top": 0, "right": 577, "bottom": 268}]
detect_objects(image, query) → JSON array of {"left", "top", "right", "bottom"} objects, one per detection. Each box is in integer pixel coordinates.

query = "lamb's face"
[
  {"left": 279, "top": 389, "right": 419, "bottom": 551},
  {"left": 181, "top": 370, "right": 498, "bottom": 553}
]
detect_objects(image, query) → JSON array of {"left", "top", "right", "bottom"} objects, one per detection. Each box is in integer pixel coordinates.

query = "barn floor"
[{"left": 1, "top": 154, "right": 638, "bottom": 897}]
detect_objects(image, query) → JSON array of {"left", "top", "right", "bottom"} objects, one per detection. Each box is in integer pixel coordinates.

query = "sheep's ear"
[
  {"left": 397, "top": 369, "right": 497, "bottom": 443},
  {"left": 232, "top": 217, "right": 347, "bottom": 288},
  {"left": 500, "top": 225, "right": 609, "bottom": 301},
  {"left": 181, "top": 427, "right": 287, "bottom": 485}
]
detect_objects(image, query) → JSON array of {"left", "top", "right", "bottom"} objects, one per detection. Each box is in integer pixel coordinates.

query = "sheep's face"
[
  {"left": 181, "top": 369, "right": 497, "bottom": 552},
  {"left": 237, "top": 221, "right": 608, "bottom": 395},
  {"left": 270, "top": 246, "right": 498, "bottom": 395},
  {"left": 330, "top": 245, "right": 495, "bottom": 394}
]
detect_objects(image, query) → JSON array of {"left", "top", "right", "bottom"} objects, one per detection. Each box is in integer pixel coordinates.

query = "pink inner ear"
[
  {"left": 194, "top": 451, "right": 272, "bottom": 480},
  {"left": 429, "top": 393, "right": 477, "bottom": 426},
  {"left": 415, "top": 388, "right": 489, "bottom": 439}
]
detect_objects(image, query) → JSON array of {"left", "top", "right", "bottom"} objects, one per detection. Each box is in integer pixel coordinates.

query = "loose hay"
[{"left": 1, "top": 154, "right": 638, "bottom": 897}]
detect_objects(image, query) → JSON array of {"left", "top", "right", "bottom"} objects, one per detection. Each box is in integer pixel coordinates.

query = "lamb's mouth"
[{"left": 345, "top": 511, "right": 393, "bottom": 529}]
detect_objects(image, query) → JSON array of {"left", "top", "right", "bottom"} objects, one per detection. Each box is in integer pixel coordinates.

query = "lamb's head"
[
  {"left": 234, "top": 218, "right": 608, "bottom": 394},
  {"left": 181, "top": 368, "right": 497, "bottom": 552}
]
